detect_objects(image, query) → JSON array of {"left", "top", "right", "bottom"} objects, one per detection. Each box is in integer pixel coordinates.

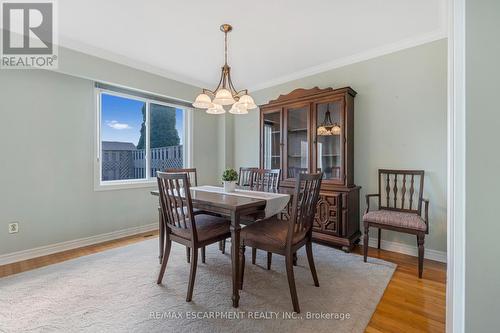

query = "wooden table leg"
[
  {"left": 158, "top": 208, "right": 164, "bottom": 264},
  {"left": 230, "top": 211, "right": 241, "bottom": 308}
]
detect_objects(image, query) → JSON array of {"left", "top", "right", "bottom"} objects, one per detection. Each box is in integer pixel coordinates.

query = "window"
[{"left": 96, "top": 86, "right": 191, "bottom": 189}]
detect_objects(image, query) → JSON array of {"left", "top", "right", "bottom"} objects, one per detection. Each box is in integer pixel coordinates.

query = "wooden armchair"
[{"left": 363, "top": 169, "right": 430, "bottom": 278}]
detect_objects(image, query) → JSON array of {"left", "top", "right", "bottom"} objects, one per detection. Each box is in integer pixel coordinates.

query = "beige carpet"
[{"left": 0, "top": 238, "right": 395, "bottom": 333}]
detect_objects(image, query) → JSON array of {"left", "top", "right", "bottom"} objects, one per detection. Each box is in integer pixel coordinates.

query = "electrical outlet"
[{"left": 8, "top": 222, "right": 19, "bottom": 234}]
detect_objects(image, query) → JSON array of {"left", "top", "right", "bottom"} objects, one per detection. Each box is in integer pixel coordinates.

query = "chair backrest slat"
[
  {"left": 250, "top": 169, "right": 281, "bottom": 191},
  {"left": 393, "top": 173, "right": 398, "bottom": 208},
  {"left": 378, "top": 169, "right": 425, "bottom": 214},
  {"left": 401, "top": 174, "right": 407, "bottom": 209},
  {"left": 386, "top": 173, "right": 390, "bottom": 207},
  {"left": 288, "top": 167, "right": 308, "bottom": 179},
  {"left": 409, "top": 174, "right": 415, "bottom": 210},
  {"left": 165, "top": 168, "right": 198, "bottom": 187},
  {"left": 157, "top": 172, "right": 197, "bottom": 241},
  {"left": 286, "top": 173, "right": 322, "bottom": 249},
  {"left": 238, "top": 167, "right": 258, "bottom": 187}
]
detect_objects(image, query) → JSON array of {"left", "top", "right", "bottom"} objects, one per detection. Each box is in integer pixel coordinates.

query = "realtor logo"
[{"left": 1, "top": 0, "right": 58, "bottom": 68}]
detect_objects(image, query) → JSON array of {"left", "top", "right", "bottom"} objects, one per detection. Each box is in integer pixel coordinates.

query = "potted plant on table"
[{"left": 222, "top": 168, "right": 238, "bottom": 192}]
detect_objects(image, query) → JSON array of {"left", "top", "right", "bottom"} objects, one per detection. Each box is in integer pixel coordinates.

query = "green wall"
[
  {"left": 0, "top": 40, "right": 449, "bottom": 261},
  {"left": 234, "top": 39, "right": 448, "bottom": 254},
  {"left": 0, "top": 48, "right": 219, "bottom": 255}
]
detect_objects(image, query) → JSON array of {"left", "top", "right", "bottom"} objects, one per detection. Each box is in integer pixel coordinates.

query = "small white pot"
[{"left": 223, "top": 181, "right": 236, "bottom": 192}]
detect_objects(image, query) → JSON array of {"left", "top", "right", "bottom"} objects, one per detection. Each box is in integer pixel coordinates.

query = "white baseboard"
[
  {"left": 0, "top": 223, "right": 158, "bottom": 266},
  {"left": 367, "top": 238, "right": 447, "bottom": 263},
  {"left": 0, "top": 224, "right": 446, "bottom": 266}
]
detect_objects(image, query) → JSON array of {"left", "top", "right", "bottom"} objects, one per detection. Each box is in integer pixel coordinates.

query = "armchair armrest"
[
  {"left": 365, "top": 194, "right": 380, "bottom": 214},
  {"left": 420, "top": 198, "right": 430, "bottom": 234}
]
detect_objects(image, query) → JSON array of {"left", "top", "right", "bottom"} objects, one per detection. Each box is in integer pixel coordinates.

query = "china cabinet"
[{"left": 259, "top": 87, "right": 360, "bottom": 251}]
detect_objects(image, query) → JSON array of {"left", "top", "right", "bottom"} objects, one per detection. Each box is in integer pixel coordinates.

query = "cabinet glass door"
[
  {"left": 316, "top": 101, "right": 343, "bottom": 181},
  {"left": 286, "top": 106, "right": 309, "bottom": 179},
  {"left": 262, "top": 111, "right": 281, "bottom": 170}
]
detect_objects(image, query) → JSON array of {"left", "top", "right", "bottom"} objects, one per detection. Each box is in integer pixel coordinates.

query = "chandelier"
[
  {"left": 192, "top": 24, "right": 257, "bottom": 114},
  {"left": 317, "top": 104, "right": 341, "bottom": 136}
]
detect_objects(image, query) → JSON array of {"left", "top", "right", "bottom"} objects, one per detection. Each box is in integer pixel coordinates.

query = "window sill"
[{"left": 94, "top": 179, "right": 157, "bottom": 192}]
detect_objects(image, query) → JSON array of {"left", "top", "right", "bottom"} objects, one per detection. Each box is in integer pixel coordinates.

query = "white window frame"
[{"left": 94, "top": 87, "right": 193, "bottom": 191}]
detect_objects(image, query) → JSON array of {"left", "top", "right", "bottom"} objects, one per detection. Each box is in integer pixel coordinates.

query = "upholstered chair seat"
[
  {"left": 363, "top": 210, "right": 427, "bottom": 232},
  {"left": 170, "top": 214, "right": 230, "bottom": 242},
  {"left": 241, "top": 216, "right": 307, "bottom": 250}
]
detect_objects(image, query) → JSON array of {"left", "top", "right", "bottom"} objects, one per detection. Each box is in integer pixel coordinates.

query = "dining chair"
[
  {"left": 156, "top": 172, "right": 231, "bottom": 302},
  {"left": 164, "top": 168, "right": 219, "bottom": 263},
  {"left": 287, "top": 166, "right": 308, "bottom": 179},
  {"left": 250, "top": 168, "right": 281, "bottom": 191},
  {"left": 238, "top": 167, "right": 258, "bottom": 187},
  {"left": 165, "top": 168, "right": 197, "bottom": 187},
  {"left": 218, "top": 167, "right": 261, "bottom": 256},
  {"left": 239, "top": 172, "right": 323, "bottom": 313},
  {"left": 248, "top": 168, "right": 281, "bottom": 266},
  {"left": 363, "top": 169, "right": 429, "bottom": 278},
  {"left": 220, "top": 166, "right": 274, "bottom": 255}
]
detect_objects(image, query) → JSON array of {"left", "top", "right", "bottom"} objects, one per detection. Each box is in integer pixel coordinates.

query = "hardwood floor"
[
  {"left": 0, "top": 232, "right": 446, "bottom": 332},
  {"left": 0, "top": 231, "right": 157, "bottom": 278},
  {"left": 353, "top": 246, "right": 446, "bottom": 333}
]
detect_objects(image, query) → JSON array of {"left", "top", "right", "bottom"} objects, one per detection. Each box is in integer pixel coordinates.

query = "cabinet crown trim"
[{"left": 260, "top": 86, "right": 357, "bottom": 108}]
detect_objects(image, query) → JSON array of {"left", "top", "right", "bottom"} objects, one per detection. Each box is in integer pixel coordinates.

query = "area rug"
[{"left": 0, "top": 238, "right": 395, "bottom": 333}]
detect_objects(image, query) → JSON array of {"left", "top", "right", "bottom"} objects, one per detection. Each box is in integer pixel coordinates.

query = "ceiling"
[{"left": 58, "top": 0, "right": 447, "bottom": 92}]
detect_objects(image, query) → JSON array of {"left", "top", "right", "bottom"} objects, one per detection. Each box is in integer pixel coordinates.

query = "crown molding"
[
  {"left": 249, "top": 29, "right": 448, "bottom": 93},
  {"left": 56, "top": 3, "right": 448, "bottom": 96},
  {"left": 58, "top": 35, "right": 209, "bottom": 89},
  {"left": 59, "top": 30, "right": 447, "bottom": 94}
]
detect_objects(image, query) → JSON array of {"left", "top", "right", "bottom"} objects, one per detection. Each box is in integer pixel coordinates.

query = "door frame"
[{"left": 447, "top": 0, "right": 466, "bottom": 332}]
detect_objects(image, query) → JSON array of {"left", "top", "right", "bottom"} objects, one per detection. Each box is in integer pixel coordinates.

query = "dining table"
[{"left": 151, "top": 185, "right": 291, "bottom": 308}]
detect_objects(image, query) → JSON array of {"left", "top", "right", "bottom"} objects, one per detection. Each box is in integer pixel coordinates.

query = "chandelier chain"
[{"left": 224, "top": 31, "right": 228, "bottom": 65}]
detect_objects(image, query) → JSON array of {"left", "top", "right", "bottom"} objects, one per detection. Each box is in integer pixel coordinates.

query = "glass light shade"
[
  {"left": 317, "top": 126, "right": 331, "bottom": 136},
  {"left": 192, "top": 93, "right": 212, "bottom": 109},
  {"left": 331, "top": 124, "right": 341, "bottom": 135},
  {"left": 206, "top": 103, "right": 226, "bottom": 114},
  {"left": 238, "top": 94, "right": 257, "bottom": 109},
  {"left": 212, "top": 88, "right": 236, "bottom": 105},
  {"left": 229, "top": 102, "right": 248, "bottom": 114}
]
